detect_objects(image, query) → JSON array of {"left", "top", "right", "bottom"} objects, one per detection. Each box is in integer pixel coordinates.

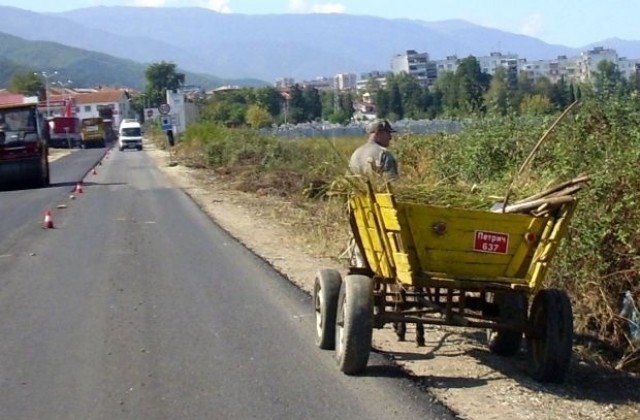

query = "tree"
[
  {"left": 593, "top": 60, "right": 628, "bottom": 98},
  {"left": 8, "top": 71, "right": 44, "bottom": 98},
  {"left": 143, "top": 61, "right": 185, "bottom": 107},
  {"left": 534, "top": 76, "right": 553, "bottom": 99},
  {"left": 395, "top": 73, "right": 427, "bottom": 119},
  {"left": 520, "top": 94, "right": 552, "bottom": 115},
  {"left": 432, "top": 71, "right": 459, "bottom": 116},
  {"left": 245, "top": 104, "right": 273, "bottom": 128},
  {"left": 321, "top": 90, "right": 354, "bottom": 124},
  {"left": 388, "top": 80, "right": 404, "bottom": 120},
  {"left": 484, "top": 67, "right": 510, "bottom": 116},
  {"left": 201, "top": 89, "right": 248, "bottom": 126},
  {"left": 252, "top": 86, "right": 282, "bottom": 117},
  {"left": 302, "top": 87, "right": 322, "bottom": 121},
  {"left": 455, "top": 56, "right": 490, "bottom": 114},
  {"left": 339, "top": 91, "right": 355, "bottom": 122},
  {"left": 548, "top": 77, "right": 572, "bottom": 110},
  {"left": 287, "top": 84, "right": 306, "bottom": 124},
  {"left": 375, "top": 88, "right": 390, "bottom": 118}
]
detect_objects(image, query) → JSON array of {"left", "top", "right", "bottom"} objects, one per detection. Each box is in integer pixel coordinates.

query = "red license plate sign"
[{"left": 474, "top": 230, "right": 509, "bottom": 254}]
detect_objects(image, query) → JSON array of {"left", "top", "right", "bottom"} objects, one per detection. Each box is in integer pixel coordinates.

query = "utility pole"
[
  {"left": 35, "top": 71, "right": 58, "bottom": 118},
  {"left": 55, "top": 79, "right": 73, "bottom": 116}
]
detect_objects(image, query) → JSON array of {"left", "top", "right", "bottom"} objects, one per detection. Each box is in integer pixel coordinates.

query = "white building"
[
  {"left": 520, "top": 59, "right": 553, "bottom": 83},
  {"left": 432, "top": 52, "right": 520, "bottom": 82},
  {"left": 301, "top": 76, "right": 333, "bottom": 91},
  {"left": 334, "top": 73, "right": 358, "bottom": 91},
  {"left": 391, "top": 50, "right": 436, "bottom": 86},
  {"left": 356, "top": 71, "right": 389, "bottom": 90},
  {"left": 616, "top": 57, "right": 640, "bottom": 80},
  {"left": 578, "top": 47, "right": 619, "bottom": 82},
  {"left": 476, "top": 52, "right": 520, "bottom": 76},
  {"left": 433, "top": 55, "right": 460, "bottom": 76},
  {"left": 165, "top": 90, "right": 199, "bottom": 135},
  {"left": 544, "top": 55, "right": 580, "bottom": 83}
]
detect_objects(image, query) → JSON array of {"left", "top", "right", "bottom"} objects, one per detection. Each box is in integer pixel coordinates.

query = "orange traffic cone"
[
  {"left": 75, "top": 183, "right": 84, "bottom": 194},
  {"left": 43, "top": 209, "right": 54, "bottom": 229}
]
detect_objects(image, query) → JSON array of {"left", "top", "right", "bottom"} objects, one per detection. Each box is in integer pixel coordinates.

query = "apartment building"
[
  {"left": 391, "top": 47, "right": 640, "bottom": 86},
  {"left": 356, "top": 71, "right": 389, "bottom": 90},
  {"left": 276, "top": 46, "right": 640, "bottom": 95},
  {"left": 391, "top": 50, "right": 438, "bottom": 86},
  {"left": 578, "top": 47, "right": 618, "bottom": 82},
  {"left": 434, "top": 55, "right": 460, "bottom": 75},
  {"left": 477, "top": 52, "right": 520, "bottom": 76},
  {"left": 300, "top": 76, "right": 333, "bottom": 91},
  {"left": 334, "top": 73, "right": 358, "bottom": 91}
]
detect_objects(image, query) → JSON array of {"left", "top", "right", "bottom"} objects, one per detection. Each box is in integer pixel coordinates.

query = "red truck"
[
  {"left": 47, "top": 116, "right": 80, "bottom": 148},
  {"left": 0, "top": 102, "right": 50, "bottom": 189}
]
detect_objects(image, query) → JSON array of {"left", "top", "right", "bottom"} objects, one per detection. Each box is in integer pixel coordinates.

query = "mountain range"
[
  {"left": 0, "top": 31, "right": 264, "bottom": 91},
  {"left": 2, "top": 5, "right": 640, "bottom": 87}
]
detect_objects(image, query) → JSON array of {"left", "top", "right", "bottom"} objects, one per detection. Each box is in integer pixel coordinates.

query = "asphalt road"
[
  {"left": 0, "top": 146, "right": 456, "bottom": 419},
  {"left": 0, "top": 146, "right": 107, "bottom": 243}
]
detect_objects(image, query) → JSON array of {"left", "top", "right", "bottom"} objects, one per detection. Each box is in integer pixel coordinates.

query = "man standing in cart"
[
  {"left": 347, "top": 119, "right": 399, "bottom": 268},
  {"left": 349, "top": 119, "right": 398, "bottom": 181},
  {"left": 346, "top": 119, "right": 418, "bottom": 344}
]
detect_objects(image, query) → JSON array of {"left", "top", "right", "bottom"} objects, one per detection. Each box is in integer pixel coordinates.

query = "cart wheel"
[
  {"left": 313, "top": 269, "right": 342, "bottom": 350},
  {"left": 335, "top": 274, "right": 374, "bottom": 375},
  {"left": 526, "top": 288, "right": 573, "bottom": 383},
  {"left": 487, "top": 293, "right": 527, "bottom": 356}
]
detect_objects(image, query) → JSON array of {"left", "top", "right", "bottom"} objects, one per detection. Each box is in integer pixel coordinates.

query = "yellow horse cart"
[{"left": 314, "top": 183, "right": 579, "bottom": 383}]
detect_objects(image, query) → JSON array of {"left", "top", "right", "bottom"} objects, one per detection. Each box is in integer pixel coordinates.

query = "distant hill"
[
  {"left": 2, "top": 5, "right": 640, "bottom": 83},
  {"left": 0, "top": 56, "right": 26, "bottom": 84},
  {"left": 0, "top": 31, "right": 267, "bottom": 90}
]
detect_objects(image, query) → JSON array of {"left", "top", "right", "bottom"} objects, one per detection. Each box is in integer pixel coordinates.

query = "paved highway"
[{"left": 0, "top": 147, "right": 455, "bottom": 419}]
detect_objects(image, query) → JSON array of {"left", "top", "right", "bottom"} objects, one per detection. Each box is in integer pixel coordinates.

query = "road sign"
[{"left": 158, "top": 103, "right": 171, "bottom": 115}]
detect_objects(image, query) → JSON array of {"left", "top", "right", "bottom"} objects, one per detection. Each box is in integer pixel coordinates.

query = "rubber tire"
[
  {"left": 334, "top": 274, "right": 374, "bottom": 375},
  {"left": 313, "top": 269, "right": 343, "bottom": 350},
  {"left": 526, "top": 288, "right": 573, "bottom": 383},
  {"left": 29, "top": 152, "right": 49, "bottom": 189},
  {"left": 488, "top": 293, "right": 527, "bottom": 356},
  {"left": 41, "top": 159, "right": 50, "bottom": 188}
]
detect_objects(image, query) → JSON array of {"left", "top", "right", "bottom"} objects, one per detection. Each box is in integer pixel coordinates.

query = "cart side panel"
[
  {"left": 375, "top": 194, "right": 418, "bottom": 283},
  {"left": 399, "top": 203, "right": 549, "bottom": 283},
  {"left": 350, "top": 195, "right": 395, "bottom": 278},
  {"left": 526, "top": 201, "right": 578, "bottom": 292}
]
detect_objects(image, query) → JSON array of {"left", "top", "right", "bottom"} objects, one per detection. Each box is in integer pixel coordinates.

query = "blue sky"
[{"left": 1, "top": 0, "right": 638, "bottom": 47}]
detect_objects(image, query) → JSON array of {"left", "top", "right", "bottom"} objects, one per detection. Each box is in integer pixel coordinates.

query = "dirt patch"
[{"left": 146, "top": 141, "right": 640, "bottom": 420}]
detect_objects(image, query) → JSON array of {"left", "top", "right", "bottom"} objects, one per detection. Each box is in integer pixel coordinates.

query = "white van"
[{"left": 118, "top": 119, "right": 143, "bottom": 151}]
